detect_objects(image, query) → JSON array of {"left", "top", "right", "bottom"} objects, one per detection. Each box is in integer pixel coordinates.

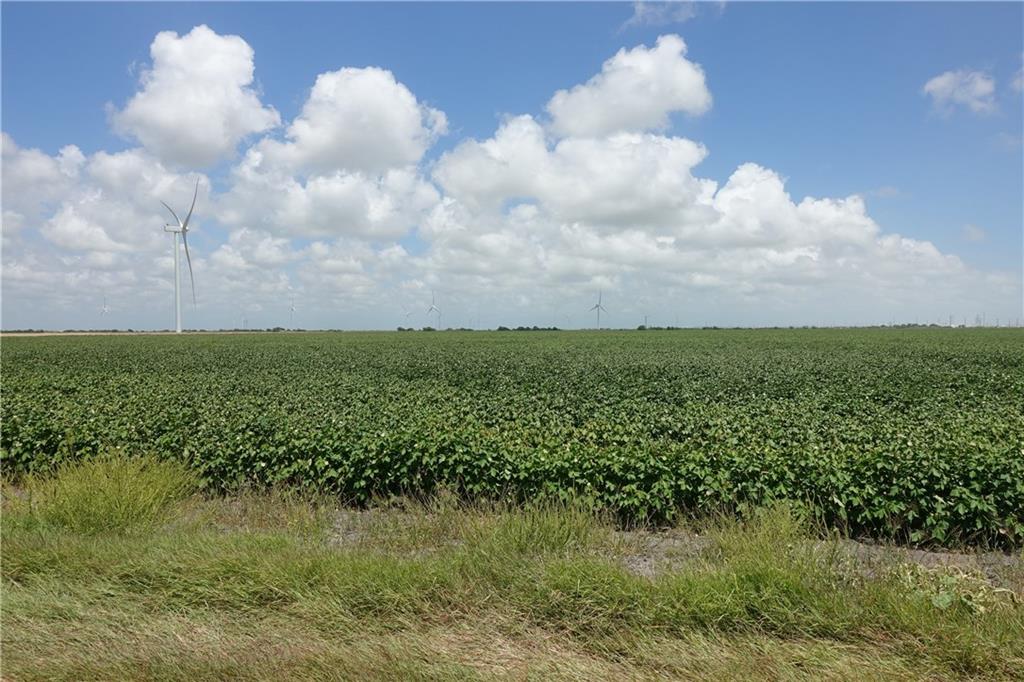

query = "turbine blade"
[
  {"left": 181, "top": 231, "right": 197, "bottom": 305},
  {"left": 182, "top": 180, "right": 199, "bottom": 229},
  {"left": 160, "top": 200, "right": 181, "bottom": 226}
]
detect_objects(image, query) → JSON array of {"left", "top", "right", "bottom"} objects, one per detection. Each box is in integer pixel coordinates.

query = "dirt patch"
[
  {"left": 834, "top": 539, "right": 1022, "bottom": 591},
  {"left": 612, "top": 528, "right": 1020, "bottom": 590},
  {"left": 612, "top": 531, "right": 1021, "bottom": 592},
  {"left": 614, "top": 528, "right": 714, "bottom": 578}
]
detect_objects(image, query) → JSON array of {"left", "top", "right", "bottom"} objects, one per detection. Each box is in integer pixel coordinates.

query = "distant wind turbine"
[
  {"left": 100, "top": 296, "right": 111, "bottom": 317},
  {"left": 289, "top": 296, "right": 297, "bottom": 327},
  {"left": 427, "top": 291, "right": 441, "bottom": 329},
  {"left": 160, "top": 179, "right": 199, "bottom": 333},
  {"left": 589, "top": 290, "right": 607, "bottom": 329}
]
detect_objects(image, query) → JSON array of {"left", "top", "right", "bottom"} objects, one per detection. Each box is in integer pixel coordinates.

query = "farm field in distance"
[{"left": 3, "top": 328, "right": 1022, "bottom": 546}]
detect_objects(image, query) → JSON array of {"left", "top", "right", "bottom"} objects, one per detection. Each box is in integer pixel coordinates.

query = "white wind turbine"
[
  {"left": 427, "top": 291, "right": 442, "bottom": 329},
  {"left": 589, "top": 290, "right": 607, "bottom": 329},
  {"left": 100, "top": 295, "right": 111, "bottom": 317},
  {"left": 159, "top": 180, "right": 199, "bottom": 333},
  {"left": 401, "top": 303, "right": 415, "bottom": 326}
]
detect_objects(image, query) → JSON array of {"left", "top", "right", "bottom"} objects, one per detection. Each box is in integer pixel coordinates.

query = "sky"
[{"left": 2, "top": 1, "right": 1022, "bottom": 330}]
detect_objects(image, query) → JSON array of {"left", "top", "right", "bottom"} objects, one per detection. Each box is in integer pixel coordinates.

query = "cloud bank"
[{"left": 2, "top": 28, "right": 1018, "bottom": 329}]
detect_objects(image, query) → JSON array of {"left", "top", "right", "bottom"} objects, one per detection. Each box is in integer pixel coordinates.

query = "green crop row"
[{"left": 2, "top": 329, "right": 1022, "bottom": 546}]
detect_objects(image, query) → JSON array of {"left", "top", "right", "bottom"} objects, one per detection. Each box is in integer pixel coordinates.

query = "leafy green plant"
[
  {"left": 2, "top": 329, "right": 1021, "bottom": 546},
  {"left": 894, "top": 564, "right": 1018, "bottom": 614}
]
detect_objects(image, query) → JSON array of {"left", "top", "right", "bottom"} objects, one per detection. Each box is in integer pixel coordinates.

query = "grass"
[
  {"left": 3, "top": 457, "right": 1022, "bottom": 680},
  {"left": 7, "top": 453, "right": 196, "bottom": 535}
]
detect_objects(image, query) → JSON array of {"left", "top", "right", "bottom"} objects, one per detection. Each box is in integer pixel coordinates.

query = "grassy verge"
[{"left": 3, "top": 457, "right": 1022, "bottom": 680}]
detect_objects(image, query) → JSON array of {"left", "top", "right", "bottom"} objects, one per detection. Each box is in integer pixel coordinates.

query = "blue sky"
[{"left": 2, "top": 2, "right": 1022, "bottom": 329}]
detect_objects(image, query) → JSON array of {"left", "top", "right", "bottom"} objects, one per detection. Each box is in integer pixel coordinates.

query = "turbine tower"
[
  {"left": 100, "top": 296, "right": 111, "bottom": 317},
  {"left": 427, "top": 291, "right": 441, "bottom": 329},
  {"left": 289, "top": 296, "right": 297, "bottom": 328},
  {"left": 159, "top": 180, "right": 199, "bottom": 333},
  {"left": 589, "top": 290, "right": 607, "bottom": 329}
]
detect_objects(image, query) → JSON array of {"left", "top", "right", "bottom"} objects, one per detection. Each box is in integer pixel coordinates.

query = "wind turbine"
[
  {"left": 401, "top": 303, "right": 415, "bottom": 326},
  {"left": 427, "top": 291, "right": 441, "bottom": 329},
  {"left": 589, "top": 290, "right": 607, "bottom": 329},
  {"left": 100, "top": 296, "right": 111, "bottom": 317},
  {"left": 289, "top": 296, "right": 297, "bottom": 328},
  {"left": 160, "top": 180, "right": 199, "bottom": 333}
]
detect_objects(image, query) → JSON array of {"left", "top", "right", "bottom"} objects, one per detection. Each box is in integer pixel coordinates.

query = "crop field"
[{"left": 2, "top": 328, "right": 1022, "bottom": 546}]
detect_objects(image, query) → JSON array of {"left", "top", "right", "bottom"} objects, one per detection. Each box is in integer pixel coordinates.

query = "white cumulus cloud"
[
  {"left": 435, "top": 115, "right": 716, "bottom": 231},
  {"left": 623, "top": 1, "right": 699, "bottom": 29},
  {"left": 546, "top": 34, "right": 711, "bottom": 138},
  {"left": 962, "top": 224, "right": 987, "bottom": 242},
  {"left": 217, "top": 65, "right": 445, "bottom": 239},
  {"left": 260, "top": 67, "right": 447, "bottom": 176},
  {"left": 922, "top": 69, "right": 996, "bottom": 114},
  {"left": 112, "top": 25, "right": 281, "bottom": 167}
]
